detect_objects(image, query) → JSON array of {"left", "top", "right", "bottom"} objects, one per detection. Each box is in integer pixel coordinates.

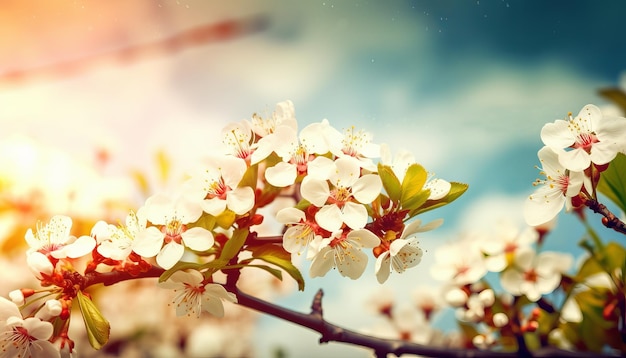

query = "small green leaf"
[
  {"left": 575, "top": 255, "right": 604, "bottom": 283},
  {"left": 603, "top": 242, "right": 626, "bottom": 272},
  {"left": 248, "top": 244, "right": 305, "bottom": 291},
  {"left": 197, "top": 229, "right": 249, "bottom": 273},
  {"left": 158, "top": 261, "right": 202, "bottom": 283},
  {"left": 377, "top": 163, "right": 402, "bottom": 203},
  {"left": 411, "top": 182, "right": 468, "bottom": 216},
  {"left": 574, "top": 288, "right": 614, "bottom": 329},
  {"left": 402, "top": 190, "right": 431, "bottom": 212},
  {"left": 188, "top": 213, "right": 216, "bottom": 232},
  {"left": 239, "top": 163, "right": 258, "bottom": 189},
  {"left": 215, "top": 210, "right": 236, "bottom": 229},
  {"left": 400, "top": 164, "right": 427, "bottom": 209},
  {"left": 76, "top": 291, "right": 110, "bottom": 350},
  {"left": 597, "top": 153, "right": 626, "bottom": 215},
  {"left": 219, "top": 228, "right": 248, "bottom": 263}
]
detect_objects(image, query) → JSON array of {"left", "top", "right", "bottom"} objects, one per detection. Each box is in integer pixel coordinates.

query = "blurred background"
[{"left": 1, "top": 1, "right": 625, "bottom": 357}]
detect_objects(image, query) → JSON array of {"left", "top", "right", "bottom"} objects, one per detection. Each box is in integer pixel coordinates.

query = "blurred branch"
[
  {"left": 229, "top": 286, "right": 618, "bottom": 358},
  {"left": 79, "top": 265, "right": 620, "bottom": 357},
  {"left": 0, "top": 15, "right": 268, "bottom": 85}
]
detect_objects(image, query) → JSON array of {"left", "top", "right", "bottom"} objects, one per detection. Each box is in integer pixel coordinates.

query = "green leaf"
[
  {"left": 188, "top": 213, "right": 217, "bottom": 232},
  {"left": 247, "top": 244, "right": 305, "bottom": 291},
  {"left": 215, "top": 210, "right": 236, "bottom": 229},
  {"left": 377, "top": 163, "right": 402, "bottom": 203},
  {"left": 158, "top": 261, "right": 202, "bottom": 283},
  {"left": 577, "top": 241, "right": 626, "bottom": 283},
  {"left": 400, "top": 164, "right": 427, "bottom": 209},
  {"left": 198, "top": 229, "right": 249, "bottom": 273},
  {"left": 411, "top": 182, "right": 468, "bottom": 216},
  {"left": 603, "top": 242, "right": 626, "bottom": 272},
  {"left": 76, "top": 291, "right": 110, "bottom": 350},
  {"left": 239, "top": 162, "right": 258, "bottom": 189},
  {"left": 597, "top": 152, "right": 626, "bottom": 215},
  {"left": 574, "top": 288, "right": 615, "bottom": 329},
  {"left": 575, "top": 255, "right": 605, "bottom": 283}
]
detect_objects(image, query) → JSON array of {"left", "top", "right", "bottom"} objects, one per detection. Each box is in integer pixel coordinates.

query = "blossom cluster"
[
  {"left": 2, "top": 100, "right": 466, "bottom": 355},
  {"left": 423, "top": 104, "right": 626, "bottom": 353},
  {"left": 524, "top": 104, "right": 626, "bottom": 226}
]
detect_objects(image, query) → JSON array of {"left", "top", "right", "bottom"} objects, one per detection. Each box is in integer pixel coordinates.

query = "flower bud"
[
  {"left": 9, "top": 290, "right": 25, "bottom": 305},
  {"left": 472, "top": 334, "right": 493, "bottom": 349},
  {"left": 492, "top": 312, "right": 509, "bottom": 327},
  {"left": 444, "top": 288, "right": 468, "bottom": 307},
  {"left": 36, "top": 299, "right": 63, "bottom": 321},
  {"left": 478, "top": 289, "right": 495, "bottom": 307}
]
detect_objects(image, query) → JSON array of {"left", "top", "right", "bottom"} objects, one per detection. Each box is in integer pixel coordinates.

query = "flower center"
[
  {"left": 553, "top": 174, "right": 570, "bottom": 196},
  {"left": 572, "top": 132, "right": 599, "bottom": 153},
  {"left": 162, "top": 219, "right": 185, "bottom": 244},
  {"left": 330, "top": 187, "right": 352, "bottom": 205},
  {"left": 524, "top": 268, "right": 538, "bottom": 283},
  {"left": 3, "top": 325, "right": 35, "bottom": 352},
  {"left": 223, "top": 128, "right": 254, "bottom": 160},
  {"left": 289, "top": 146, "right": 312, "bottom": 175},
  {"left": 205, "top": 176, "right": 230, "bottom": 200},
  {"left": 341, "top": 126, "right": 371, "bottom": 157}
]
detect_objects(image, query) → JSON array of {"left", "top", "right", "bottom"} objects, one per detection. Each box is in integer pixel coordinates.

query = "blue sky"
[{"left": 1, "top": 1, "right": 625, "bottom": 357}]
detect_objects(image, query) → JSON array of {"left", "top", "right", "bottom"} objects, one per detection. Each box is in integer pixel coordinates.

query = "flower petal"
[
  {"left": 300, "top": 176, "right": 330, "bottom": 207},
  {"left": 540, "top": 120, "right": 574, "bottom": 149},
  {"left": 201, "top": 197, "right": 228, "bottom": 216},
  {"left": 22, "top": 317, "right": 53, "bottom": 340},
  {"left": 341, "top": 202, "right": 368, "bottom": 230},
  {"left": 133, "top": 227, "right": 165, "bottom": 258},
  {"left": 315, "top": 205, "right": 343, "bottom": 232},
  {"left": 0, "top": 296, "right": 21, "bottom": 320},
  {"left": 265, "top": 162, "right": 298, "bottom": 187},
  {"left": 336, "top": 246, "right": 368, "bottom": 279},
  {"left": 182, "top": 227, "right": 215, "bottom": 251},
  {"left": 60, "top": 235, "right": 96, "bottom": 258},
  {"left": 558, "top": 148, "right": 590, "bottom": 172},
  {"left": 523, "top": 190, "right": 565, "bottom": 227},
  {"left": 276, "top": 207, "right": 305, "bottom": 225},
  {"left": 226, "top": 187, "right": 255, "bottom": 215},
  {"left": 351, "top": 174, "right": 382, "bottom": 204},
  {"left": 309, "top": 247, "right": 334, "bottom": 278},
  {"left": 156, "top": 242, "right": 185, "bottom": 269},
  {"left": 375, "top": 253, "right": 391, "bottom": 284}
]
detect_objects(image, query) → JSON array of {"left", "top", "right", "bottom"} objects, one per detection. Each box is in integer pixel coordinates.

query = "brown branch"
[
  {"left": 245, "top": 234, "right": 283, "bottom": 246},
  {"left": 75, "top": 266, "right": 620, "bottom": 357},
  {"left": 229, "top": 286, "right": 617, "bottom": 358},
  {"left": 585, "top": 198, "right": 626, "bottom": 236},
  {"left": 81, "top": 266, "right": 164, "bottom": 289}
]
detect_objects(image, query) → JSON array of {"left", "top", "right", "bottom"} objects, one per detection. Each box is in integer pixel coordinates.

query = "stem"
[
  {"left": 229, "top": 285, "right": 615, "bottom": 358},
  {"left": 81, "top": 266, "right": 164, "bottom": 289},
  {"left": 77, "top": 267, "right": 619, "bottom": 357},
  {"left": 584, "top": 198, "right": 626, "bottom": 236}
]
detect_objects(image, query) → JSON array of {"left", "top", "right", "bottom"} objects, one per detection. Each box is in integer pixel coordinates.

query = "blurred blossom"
[
  {"left": 480, "top": 219, "right": 538, "bottom": 272},
  {"left": 430, "top": 238, "right": 487, "bottom": 286},
  {"left": 500, "top": 249, "right": 572, "bottom": 302}
]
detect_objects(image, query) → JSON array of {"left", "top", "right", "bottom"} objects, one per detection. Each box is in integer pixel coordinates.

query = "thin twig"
[
  {"left": 585, "top": 198, "right": 626, "bottom": 236},
  {"left": 228, "top": 286, "right": 616, "bottom": 358}
]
